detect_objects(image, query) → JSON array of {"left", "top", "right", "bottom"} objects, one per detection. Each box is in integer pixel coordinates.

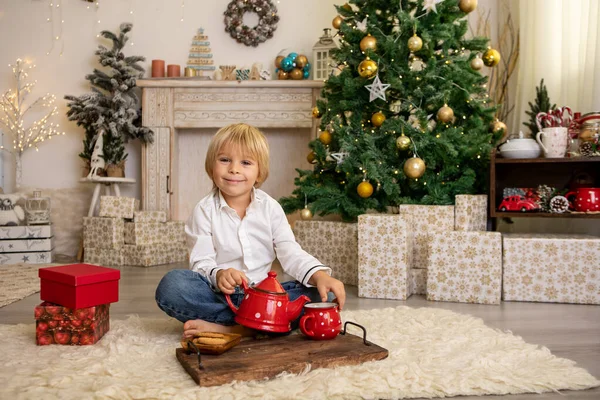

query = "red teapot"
[{"left": 225, "top": 271, "right": 311, "bottom": 333}]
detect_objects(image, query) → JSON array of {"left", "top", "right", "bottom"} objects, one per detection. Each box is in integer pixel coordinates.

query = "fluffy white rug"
[{"left": 0, "top": 306, "right": 598, "bottom": 400}]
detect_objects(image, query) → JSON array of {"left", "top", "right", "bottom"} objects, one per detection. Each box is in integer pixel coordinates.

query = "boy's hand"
[
  {"left": 216, "top": 268, "right": 248, "bottom": 294},
  {"left": 308, "top": 270, "right": 346, "bottom": 310}
]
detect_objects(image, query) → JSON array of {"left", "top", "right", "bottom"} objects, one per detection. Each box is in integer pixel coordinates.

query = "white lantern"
[{"left": 312, "top": 28, "right": 338, "bottom": 81}]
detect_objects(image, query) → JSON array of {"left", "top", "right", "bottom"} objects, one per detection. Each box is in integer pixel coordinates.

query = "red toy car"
[{"left": 498, "top": 195, "right": 540, "bottom": 212}]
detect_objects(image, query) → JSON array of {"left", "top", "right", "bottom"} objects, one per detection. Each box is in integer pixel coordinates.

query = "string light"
[
  {"left": 181, "top": 0, "right": 185, "bottom": 22},
  {"left": 95, "top": 0, "right": 100, "bottom": 38}
]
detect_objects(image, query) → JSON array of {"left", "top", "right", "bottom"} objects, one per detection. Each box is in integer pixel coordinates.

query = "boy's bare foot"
[{"left": 182, "top": 319, "right": 253, "bottom": 339}]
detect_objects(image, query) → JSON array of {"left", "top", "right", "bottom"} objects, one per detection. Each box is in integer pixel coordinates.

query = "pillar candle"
[
  {"left": 151, "top": 60, "right": 165, "bottom": 77},
  {"left": 184, "top": 67, "right": 196, "bottom": 77},
  {"left": 167, "top": 64, "right": 181, "bottom": 77}
]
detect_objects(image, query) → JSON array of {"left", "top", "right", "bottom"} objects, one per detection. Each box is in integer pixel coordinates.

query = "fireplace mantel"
[{"left": 137, "top": 79, "right": 324, "bottom": 219}]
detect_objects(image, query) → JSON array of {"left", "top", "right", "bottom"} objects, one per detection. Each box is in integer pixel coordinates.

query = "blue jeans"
[{"left": 155, "top": 269, "right": 322, "bottom": 329}]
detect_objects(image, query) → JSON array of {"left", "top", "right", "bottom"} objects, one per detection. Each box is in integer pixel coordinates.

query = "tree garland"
[{"left": 223, "top": 0, "right": 279, "bottom": 47}]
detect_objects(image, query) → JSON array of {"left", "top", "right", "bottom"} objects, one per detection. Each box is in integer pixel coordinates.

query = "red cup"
[
  {"left": 299, "top": 302, "right": 342, "bottom": 340},
  {"left": 167, "top": 64, "right": 181, "bottom": 77},
  {"left": 151, "top": 60, "right": 165, "bottom": 77},
  {"left": 565, "top": 188, "right": 600, "bottom": 212}
]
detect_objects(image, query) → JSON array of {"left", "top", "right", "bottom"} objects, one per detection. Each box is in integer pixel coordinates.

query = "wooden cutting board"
[{"left": 176, "top": 332, "right": 388, "bottom": 387}]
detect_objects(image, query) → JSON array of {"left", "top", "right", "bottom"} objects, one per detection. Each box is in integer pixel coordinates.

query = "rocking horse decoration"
[{"left": 87, "top": 131, "right": 105, "bottom": 179}]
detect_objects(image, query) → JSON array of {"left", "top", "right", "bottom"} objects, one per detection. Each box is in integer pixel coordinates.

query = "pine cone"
[
  {"left": 550, "top": 195, "right": 569, "bottom": 213},
  {"left": 580, "top": 142, "right": 594, "bottom": 157}
]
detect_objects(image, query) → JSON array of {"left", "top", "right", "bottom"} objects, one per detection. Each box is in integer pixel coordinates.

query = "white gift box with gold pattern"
[
  {"left": 454, "top": 195, "right": 487, "bottom": 231},
  {"left": 293, "top": 221, "right": 358, "bottom": 285},
  {"left": 357, "top": 214, "right": 413, "bottom": 300},
  {"left": 98, "top": 196, "right": 140, "bottom": 219},
  {"left": 125, "top": 221, "right": 186, "bottom": 245},
  {"left": 398, "top": 205, "right": 454, "bottom": 269},
  {"left": 502, "top": 233, "right": 600, "bottom": 305},
  {"left": 83, "top": 217, "right": 124, "bottom": 249},
  {"left": 133, "top": 210, "right": 167, "bottom": 223},
  {"left": 123, "top": 241, "right": 188, "bottom": 267},
  {"left": 84, "top": 247, "right": 124, "bottom": 266},
  {"left": 409, "top": 268, "right": 427, "bottom": 295},
  {"left": 427, "top": 231, "right": 502, "bottom": 304}
]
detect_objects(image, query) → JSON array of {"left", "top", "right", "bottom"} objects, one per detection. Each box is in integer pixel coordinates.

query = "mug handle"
[
  {"left": 300, "top": 314, "right": 315, "bottom": 336},
  {"left": 564, "top": 191, "right": 576, "bottom": 210},
  {"left": 535, "top": 132, "right": 548, "bottom": 154}
]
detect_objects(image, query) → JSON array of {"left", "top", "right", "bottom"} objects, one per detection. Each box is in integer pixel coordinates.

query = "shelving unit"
[{"left": 489, "top": 150, "right": 600, "bottom": 219}]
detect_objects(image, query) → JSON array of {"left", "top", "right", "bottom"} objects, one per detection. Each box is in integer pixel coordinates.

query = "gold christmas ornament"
[
  {"left": 396, "top": 134, "right": 411, "bottom": 151},
  {"left": 290, "top": 68, "right": 304, "bottom": 80},
  {"left": 332, "top": 15, "right": 343, "bottom": 30},
  {"left": 274, "top": 55, "right": 284, "bottom": 69},
  {"left": 407, "top": 34, "right": 423, "bottom": 52},
  {"left": 360, "top": 34, "right": 377, "bottom": 52},
  {"left": 483, "top": 48, "right": 501, "bottom": 67},
  {"left": 300, "top": 207, "right": 313, "bottom": 220},
  {"left": 403, "top": 156, "right": 426, "bottom": 179},
  {"left": 358, "top": 58, "right": 378, "bottom": 78},
  {"left": 295, "top": 55, "right": 308, "bottom": 68},
  {"left": 470, "top": 56, "right": 483, "bottom": 70},
  {"left": 307, "top": 151, "right": 317, "bottom": 164},
  {"left": 312, "top": 106, "right": 322, "bottom": 118},
  {"left": 342, "top": 3, "right": 352, "bottom": 11},
  {"left": 278, "top": 70, "right": 289, "bottom": 80},
  {"left": 436, "top": 104, "right": 454, "bottom": 123},
  {"left": 319, "top": 130, "right": 332, "bottom": 145},
  {"left": 458, "top": 0, "right": 478, "bottom": 13},
  {"left": 357, "top": 181, "right": 374, "bottom": 198},
  {"left": 371, "top": 112, "right": 386, "bottom": 127}
]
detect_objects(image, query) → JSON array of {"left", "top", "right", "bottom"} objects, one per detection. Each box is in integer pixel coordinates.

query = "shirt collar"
[{"left": 215, "top": 187, "right": 264, "bottom": 211}]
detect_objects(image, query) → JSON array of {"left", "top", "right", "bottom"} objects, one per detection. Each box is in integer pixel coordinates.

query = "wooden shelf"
[
  {"left": 492, "top": 211, "right": 600, "bottom": 219},
  {"left": 494, "top": 156, "right": 600, "bottom": 164}
]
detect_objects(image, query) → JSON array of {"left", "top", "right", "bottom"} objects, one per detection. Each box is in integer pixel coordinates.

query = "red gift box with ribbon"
[{"left": 39, "top": 264, "right": 120, "bottom": 309}]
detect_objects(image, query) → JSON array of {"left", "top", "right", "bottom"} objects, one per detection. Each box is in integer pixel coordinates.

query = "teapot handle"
[
  {"left": 224, "top": 279, "right": 249, "bottom": 314},
  {"left": 535, "top": 132, "right": 548, "bottom": 154}
]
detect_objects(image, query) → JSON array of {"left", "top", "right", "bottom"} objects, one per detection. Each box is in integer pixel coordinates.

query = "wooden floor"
[{"left": 1, "top": 262, "right": 598, "bottom": 400}]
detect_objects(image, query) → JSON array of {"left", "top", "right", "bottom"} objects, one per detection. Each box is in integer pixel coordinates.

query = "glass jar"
[
  {"left": 579, "top": 120, "right": 600, "bottom": 143},
  {"left": 25, "top": 191, "right": 51, "bottom": 225}
]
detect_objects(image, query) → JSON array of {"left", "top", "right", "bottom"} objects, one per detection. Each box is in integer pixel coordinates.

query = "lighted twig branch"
[{"left": 0, "top": 59, "right": 65, "bottom": 188}]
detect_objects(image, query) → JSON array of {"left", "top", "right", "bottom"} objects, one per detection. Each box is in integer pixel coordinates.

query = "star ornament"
[
  {"left": 364, "top": 75, "right": 390, "bottom": 102},
  {"left": 356, "top": 17, "right": 368, "bottom": 32},
  {"left": 422, "top": 0, "right": 443, "bottom": 14}
]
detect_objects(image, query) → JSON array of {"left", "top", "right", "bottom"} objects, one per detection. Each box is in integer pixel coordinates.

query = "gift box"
[
  {"left": 83, "top": 217, "right": 124, "bottom": 249},
  {"left": 35, "top": 302, "right": 110, "bottom": 345},
  {"left": 123, "top": 241, "right": 188, "bottom": 267},
  {"left": 84, "top": 247, "right": 124, "bottom": 266},
  {"left": 502, "top": 233, "right": 600, "bottom": 305},
  {"left": 357, "top": 214, "right": 413, "bottom": 300},
  {"left": 294, "top": 221, "right": 358, "bottom": 285},
  {"left": 0, "top": 250, "right": 53, "bottom": 264},
  {"left": 409, "top": 268, "right": 427, "bottom": 295},
  {"left": 426, "top": 231, "right": 502, "bottom": 304},
  {"left": 398, "top": 205, "right": 455, "bottom": 269},
  {"left": 98, "top": 196, "right": 140, "bottom": 219},
  {"left": 454, "top": 195, "right": 487, "bottom": 231},
  {"left": 163, "top": 221, "right": 186, "bottom": 243},
  {"left": 39, "top": 264, "right": 121, "bottom": 309},
  {"left": 0, "top": 224, "right": 52, "bottom": 239},
  {"left": 133, "top": 210, "right": 167, "bottom": 223},
  {"left": 124, "top": 222, "right": 165, "bottom": 245}
]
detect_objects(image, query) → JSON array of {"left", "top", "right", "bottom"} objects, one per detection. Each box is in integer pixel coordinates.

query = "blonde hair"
[{"left": 205, "top": 123, "right": 270, "bottom": 187}]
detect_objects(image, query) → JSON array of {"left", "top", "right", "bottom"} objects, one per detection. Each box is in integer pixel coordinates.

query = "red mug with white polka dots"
[{"left": 299, "top": 302, "right": 342, "bottom": 340}]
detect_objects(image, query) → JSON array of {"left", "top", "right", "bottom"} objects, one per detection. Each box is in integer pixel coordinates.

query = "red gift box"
[
  {"left": 35, "top": 301, "right": 110, "bottom": 345},
  {"left": 39, "top": 264, "right": 120, "bottom": 309}
]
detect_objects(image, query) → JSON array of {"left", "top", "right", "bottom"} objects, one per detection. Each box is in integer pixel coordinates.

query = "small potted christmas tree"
[{"left": 66, "top": 23, "right": 153, "bottom": 178}]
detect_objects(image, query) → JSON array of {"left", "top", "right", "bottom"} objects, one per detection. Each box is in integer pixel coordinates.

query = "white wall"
[{"left": 0, "top": 0, "right": 342, "bottom": 195}]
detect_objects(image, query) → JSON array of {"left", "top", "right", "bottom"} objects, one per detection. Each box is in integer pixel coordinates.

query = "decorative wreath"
[{"left": 223, "top": 0, "right": 279, "bottom": 47}]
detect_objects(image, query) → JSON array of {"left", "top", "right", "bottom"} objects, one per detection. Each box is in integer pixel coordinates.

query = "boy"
[{"left": 155, "top": 123, "right": 346, "bottom": 338}]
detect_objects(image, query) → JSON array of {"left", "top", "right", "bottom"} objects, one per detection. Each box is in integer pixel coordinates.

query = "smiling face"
[{"left": 212, "top": 142, "right": 260, "bottom": 207}]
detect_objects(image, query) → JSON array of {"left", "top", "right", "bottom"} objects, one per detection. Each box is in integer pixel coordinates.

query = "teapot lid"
[{"left": 253, "top": 271, "right": 286, "bottom": 294}]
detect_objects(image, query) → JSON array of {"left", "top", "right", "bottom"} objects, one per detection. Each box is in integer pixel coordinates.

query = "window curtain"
[{"left": 511, "top": 0, "right": 600, "bottom": 133}]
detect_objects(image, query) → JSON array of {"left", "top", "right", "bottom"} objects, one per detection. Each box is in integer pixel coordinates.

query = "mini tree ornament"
[
  {"left": 300, "top": 194, "right": 313, "bottom": 220},
  {"left": 358, "top": 57, "right": 378, "bottom": 78},
  {"left": 458, "top": 0, "right": 478, "bottom": 13},
  {"left": 371, "top": 112, "right": 386, "bottom": 127},
  {"left": 437, "top": 104, "right": 454, "bottom": 123},
  {"left": 357, "top": 180, "right": 374, "bottom": 198},
  {"left": 396, "top": 134, "right": 412, "bottom": 151},
  {"left": 332, "top": 15, "right": 343, "bottom": 30},
  {"left": 490, "top": 118, "right": 507, "bottom": 134},
  {"left": 407, "top": 34, "right": 423, "bottom": 52},
  {"left": 319, "top": 130, "right": 332, "bottom": 145},
  {"left": 483, "top": 48, "right": 501, "bottom": 67},
  {"left": 307, "top": 151, "right": 317, "bottom": 164},
  {"left": 312, "top": 106, "right": 322, "bottom": 118},
  {"left": 404, "top": 155, "right": 426, "bottom": 179},
  {"left": 470, "top": 56, "right": 484, "bottom": 70},
  {"left": 360, "top": 34, "right": 377, "bottom": 52},
  {"left": 364, "top": 74, "right": 390, "bottom": 102}
]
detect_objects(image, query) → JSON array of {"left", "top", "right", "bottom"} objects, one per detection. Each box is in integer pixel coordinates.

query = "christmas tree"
[
  {"left": 65, "top": 23, "right": 153, "bottom": 172},
  {"left": 187, "top": 28, "right": 216, "bottom": 77},
  {"left": 523, "top": 79, "right": 555, "bottom": 135},
  {"left": 280, "top": 0, "right": 500, "bottom": 221}
]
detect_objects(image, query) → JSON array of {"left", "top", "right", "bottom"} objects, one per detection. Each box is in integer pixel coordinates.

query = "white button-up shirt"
[{"left": 185, "top": 188, "right": 331, "bottom": 289}]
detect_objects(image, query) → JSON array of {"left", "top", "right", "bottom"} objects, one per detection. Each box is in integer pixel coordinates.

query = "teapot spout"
[{"left": 287, "top": 295, "right": 311, "bottom": 322}]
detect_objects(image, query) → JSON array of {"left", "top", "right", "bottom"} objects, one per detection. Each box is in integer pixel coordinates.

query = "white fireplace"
[{"left": 137, "top": 79, "right": 324, "bottom": 220}]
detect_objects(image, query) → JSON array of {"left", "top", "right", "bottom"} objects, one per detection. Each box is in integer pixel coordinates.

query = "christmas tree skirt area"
[
  {"left": 1, "top": 307, "right": 598, "bottom": 399},
  {"left": 0, "top": 263, "right": 63, "bottom": 308}
]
